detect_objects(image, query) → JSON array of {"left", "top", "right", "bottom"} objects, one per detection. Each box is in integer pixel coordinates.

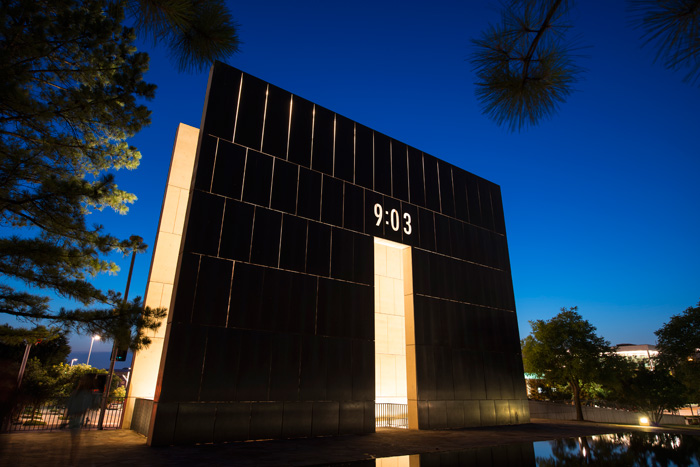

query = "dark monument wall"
[{"left": 149, "top": 62, "right": 528, "bottom": 445}]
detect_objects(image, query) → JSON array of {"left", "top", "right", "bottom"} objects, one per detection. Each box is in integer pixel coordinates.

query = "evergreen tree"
[
  {"left": 1, "top": 0, "right": 153, "bottom": 331},
  {"left": 471, "top": 0, "right": 700, "bottom": 130},
  {"left": 630, "top": 0, "right": 700, "bottom": 86},
  {"left": 0, "top": 0, "right": 207, "bottom": 341},
  {"left": 124, "top": 0, "right": 240, "bottom": 72},
  {"left": 470, "top": 0, "right": 581, "bottom": 131},
  {"left": 0, "top": 0, "right": 240, "bottom": 337}
]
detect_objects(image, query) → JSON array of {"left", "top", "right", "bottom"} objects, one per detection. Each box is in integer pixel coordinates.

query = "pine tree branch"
[{"left": 522, "top": 0, "right": 564, "bottom": 83}]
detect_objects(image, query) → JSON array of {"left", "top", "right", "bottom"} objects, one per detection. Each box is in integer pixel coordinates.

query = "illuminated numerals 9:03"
[{"left": 374, "top": 203, "right": 412, "bottom": 235}]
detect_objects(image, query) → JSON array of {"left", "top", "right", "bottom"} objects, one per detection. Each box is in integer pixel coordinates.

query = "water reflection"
[
  {"left": 374, "top": 442, "right": 536, "bottom": 466},
  {"left": 536, "top": 433, "right": 700, "bottom": 466},
  {"left": 336, "top": 432, "right": 700, "bottom": 466}
]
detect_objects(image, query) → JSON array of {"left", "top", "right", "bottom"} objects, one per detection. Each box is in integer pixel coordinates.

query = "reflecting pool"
[
  {"left": 533, "top": 432, "right": 700, "bottom": 466},
  {"left": 336, "top": 432, "right": 700, "bottom": 466}
]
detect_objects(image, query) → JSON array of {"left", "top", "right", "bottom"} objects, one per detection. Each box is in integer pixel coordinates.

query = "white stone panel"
[
  {"left": 124, "top": 123, "right": 198, "bottom": 429},
  {"left": 386, "top": 246, "right": 402, "bottom": 279},
  {"left": 374, "top": 238, "right": 413, "bottom": 408}
]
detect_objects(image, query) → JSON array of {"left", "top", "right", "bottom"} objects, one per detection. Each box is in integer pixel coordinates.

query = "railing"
[
  {"left": 375, "top": 403, "right": 408, "bottom": 429},
  {"left": 5, "top": 397, "right": 125, "bottom": 432}
]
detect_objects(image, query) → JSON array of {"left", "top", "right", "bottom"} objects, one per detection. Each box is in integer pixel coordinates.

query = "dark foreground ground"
[{"left": 1, "top": 419, "right": 698, "bottom": 466}]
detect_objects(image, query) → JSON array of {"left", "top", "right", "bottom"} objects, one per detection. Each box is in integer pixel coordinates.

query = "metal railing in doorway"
[
  {"left": 375, "top": 403, "right": 408, "bottom": 429},
  {"left": 4, "top": 397, "right": 124, "bottom": 432}
]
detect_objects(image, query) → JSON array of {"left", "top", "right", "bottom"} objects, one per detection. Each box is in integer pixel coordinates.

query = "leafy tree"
[
  {"left": 655, "top": 300, "right": 700, "bottom": 363},
  {"left": 525, "top": 377, "right": 571, "bottom": 401},
  {"left": 0, "top": 325, "right": 68, "bottom": 424},
  {"left": 521, "top": 306, "right": 617, "bottom": 420},
  {"left": 111, "top": 385, "right": 126, "bottom": 399},
  {"left": 1, "top": 360, "right": 117, "bottom": 430},
  {"left": 49, "top": 362, "right": 118, "bottom": 398},
  {"left": 16, "top": 357, "right": 61, "bottom": 406},
  {"left": 0, "top": 325, "right": 70, "bottom": 367},
  {"left": 616, "top": 365, "right": 688, "bottom": 426},
  {"left": 526, "top": 376, "right": 619, "bottom": 405},
  {"left": 671, "top": 363, "right": 700, "bottom": 411},
  {"left": 655, "top": 301, "right": 700, "bottom": 407},
  {"left": 471, "top": 0, "right": 700, "bottom": 130}
]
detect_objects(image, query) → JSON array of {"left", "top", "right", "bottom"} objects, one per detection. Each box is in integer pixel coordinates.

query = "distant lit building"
[{"left": 613, "top": 344, "right": 658, "bottom": 368}]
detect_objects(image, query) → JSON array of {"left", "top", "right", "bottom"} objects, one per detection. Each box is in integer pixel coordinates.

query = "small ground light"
[{"left": 639, "top": 417, "right": 650, "bottom": 426}]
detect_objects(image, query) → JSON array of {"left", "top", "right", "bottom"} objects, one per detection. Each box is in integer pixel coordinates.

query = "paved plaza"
[{"left": 1, "top": 419, "right": 698, "bottom": 466}]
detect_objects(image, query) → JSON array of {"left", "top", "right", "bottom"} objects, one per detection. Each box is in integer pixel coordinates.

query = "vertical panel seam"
[{"left": 231, "top": 73, "right": 243, "bottom": 142}]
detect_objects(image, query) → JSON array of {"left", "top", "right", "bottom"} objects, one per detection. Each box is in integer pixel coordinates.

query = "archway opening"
[{"left": 374, "top": 238, "right": 416, "bottom": 428}]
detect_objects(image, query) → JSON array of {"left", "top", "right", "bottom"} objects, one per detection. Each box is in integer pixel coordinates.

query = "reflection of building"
[
  {"left": 123, "top": 62, "right": 529, "bottom": 446},
  {"left": 613, "top": 344, "right": 658, "bottom": 369}
]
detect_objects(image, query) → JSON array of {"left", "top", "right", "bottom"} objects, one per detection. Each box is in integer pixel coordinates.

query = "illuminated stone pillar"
[{"left": 122, "top": 123, "right": 198, "bottom": 429}]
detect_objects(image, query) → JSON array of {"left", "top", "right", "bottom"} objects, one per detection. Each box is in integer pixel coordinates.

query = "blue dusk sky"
[{"left": 6, "top": 1, "right": 699, "bottom": 365}]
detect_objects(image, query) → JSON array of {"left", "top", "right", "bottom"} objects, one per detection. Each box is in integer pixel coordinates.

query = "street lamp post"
[
  {"left": 70, "top": 358, "right": 78, "bottom": 366},
  {"left": 98, "top": 235, "right": 145, "bottom": 430},
  {"left": 86, "top": 335, "right": 100, "bottom": 366},
  {"left": 16, "top": 341, "right": 32, "bottom": 388}
]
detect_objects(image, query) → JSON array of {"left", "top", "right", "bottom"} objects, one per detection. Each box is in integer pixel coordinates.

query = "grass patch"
[{"left": 22, "top": 420, "right": 47, "bottom": 426}]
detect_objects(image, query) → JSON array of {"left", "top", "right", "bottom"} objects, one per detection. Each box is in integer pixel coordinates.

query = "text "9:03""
[{"left": 374, "top": 203, "right": 412, "bottom": 235}]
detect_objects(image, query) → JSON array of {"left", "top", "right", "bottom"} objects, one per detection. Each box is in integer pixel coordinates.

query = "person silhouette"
[{"left": 66, "top": 374, "right": 97, "bottom": 464}]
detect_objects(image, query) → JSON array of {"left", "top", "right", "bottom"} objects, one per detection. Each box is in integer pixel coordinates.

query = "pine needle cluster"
[
  {"left": 470, "top": 0, "right": 581, "bottom": 131},
  {"left": 125, "top": 0, "right": 240, "bottom": 73},
  {"left": 630, "top": 0, "right": 700, "bottom": 85}
]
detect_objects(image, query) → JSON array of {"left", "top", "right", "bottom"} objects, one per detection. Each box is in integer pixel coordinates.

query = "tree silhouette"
[
  {"left": 630, "top": 0, "right": 700, "bottom": 85},
  {"left": 471, "top": 0, "right": 700, "bottom": 130},
  {"left": 521, "top": 307, "right": 616, "bottom": 420},
  {"left": 471, "top": 0, "right": 581, "bottom": 131},
  {"left": 125, "top": 0, "right": 240, "bottom": 72}
]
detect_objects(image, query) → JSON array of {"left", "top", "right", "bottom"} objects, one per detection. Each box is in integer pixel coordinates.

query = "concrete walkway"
[{"left": 1, "top": 419, "right": 698, "bottom": 466}]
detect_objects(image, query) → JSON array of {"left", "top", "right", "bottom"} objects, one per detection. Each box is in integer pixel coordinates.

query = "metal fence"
[
  {"left": 5, "top": 397, "right": 124, "bottom": 432},
  {"left": 375, "top": 403, "right": 408, "bottom": 429}
]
